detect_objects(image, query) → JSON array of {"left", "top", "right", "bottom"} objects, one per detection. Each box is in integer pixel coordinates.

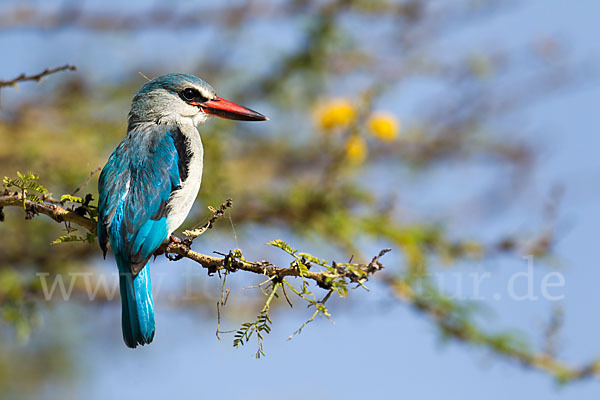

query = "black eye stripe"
[{"left": 180, "top": 88, "right": 208, "bottom": 103}]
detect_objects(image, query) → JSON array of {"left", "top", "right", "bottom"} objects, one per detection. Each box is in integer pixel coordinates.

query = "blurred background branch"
[{"left": 0, "top": 64, "right": 76, "bottom": 89}]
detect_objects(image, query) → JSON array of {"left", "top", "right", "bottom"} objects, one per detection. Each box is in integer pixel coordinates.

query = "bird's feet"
[
  {"left": 165, "top": 235, "right": 184, "bottom": 261},
  {"left": 152, "top": 235, "right": 185, "bottom": 261}
]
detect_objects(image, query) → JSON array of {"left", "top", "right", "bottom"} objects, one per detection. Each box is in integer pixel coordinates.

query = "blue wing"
[{"left": 98, "top": 124, "right": 188, "bottom": 273}]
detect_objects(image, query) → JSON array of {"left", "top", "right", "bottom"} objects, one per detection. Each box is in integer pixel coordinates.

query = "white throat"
[{"left": 165, "top": 117, "right": 205, "bottom": 235}]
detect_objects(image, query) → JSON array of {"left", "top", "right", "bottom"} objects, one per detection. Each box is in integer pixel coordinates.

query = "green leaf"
[
  {"left": 24, "top": 181, "right": 47, "bottom": 193},
  {"left": 268, "top": 239, "right": 297, "bottom": 256},
  {"left": 60, "top": 194, "right": 84, "bottom": 203},
  {"left": 51, "top": 235, "right": 87, "bottom": 244},
  {"left": 295, "top": 260, "right": 309, "bottom": 277},
  {"left": 27, "top": 195, "right": 42, "bottom": 204}
]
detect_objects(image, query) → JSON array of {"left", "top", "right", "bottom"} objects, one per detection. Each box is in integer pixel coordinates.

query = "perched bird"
[{"left": 98, "top": 73, "right": 267, "bottom": 348}]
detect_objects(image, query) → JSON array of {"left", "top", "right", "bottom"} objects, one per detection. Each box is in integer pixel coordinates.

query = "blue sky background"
[{"left": 1, "top": 0, "right": 600, "bottom": 398}]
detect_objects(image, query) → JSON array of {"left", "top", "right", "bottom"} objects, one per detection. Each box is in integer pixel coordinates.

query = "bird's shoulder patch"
[{"left": 170, "top": 129, "right": 192, "bottom": 183}]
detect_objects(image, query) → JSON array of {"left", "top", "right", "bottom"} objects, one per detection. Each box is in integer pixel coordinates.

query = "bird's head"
[{"left": 128, "top": 73, "right": 267, "bottom": 128}]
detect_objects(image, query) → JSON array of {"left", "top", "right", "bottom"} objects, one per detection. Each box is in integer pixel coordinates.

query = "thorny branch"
[
  {"left": 0, "top": 192, "right": 386, "bottom": 292},
  {"left": 0, "top": 192, "right": 96, "bottom": 232}
]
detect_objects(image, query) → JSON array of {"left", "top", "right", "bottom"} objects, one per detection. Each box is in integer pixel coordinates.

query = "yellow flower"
[
  {"left": 345, "top": 135, "right": 367, "bottom": 164},
  {"left": 367, "top": 112, "right": 400, "bottom": 142},
  {"left": 316, "top": 98, "right": 357, "bottom": 131}
]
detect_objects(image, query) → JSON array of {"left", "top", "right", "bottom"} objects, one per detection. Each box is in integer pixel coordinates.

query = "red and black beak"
[{"left": 190, "top": 97, "right": 268, "bottom": 121}]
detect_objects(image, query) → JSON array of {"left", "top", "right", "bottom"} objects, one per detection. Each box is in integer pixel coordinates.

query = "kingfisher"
[{"left": 97, "top": 73, "right": 267, "bottom": 348}]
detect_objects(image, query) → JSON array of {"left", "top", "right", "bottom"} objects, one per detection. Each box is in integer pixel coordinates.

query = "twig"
[
  {"left": 71, "top": 166, "right": 101, "bottom": 196},
  {"left": 220, "top": 270, "right": 230, "bottom": 306},
  {"left": 215, "top": 302, "right": 236, "bottom": 341},
  {"left": 183, "top": 198, "right": 233, "bottom": 238},
  {"left": 0, "top": 65, "right": 77, "bottom": 88},
  {"left": 281, "top": 282, "right": 293, "bottom": 308},
  {"left": 243, "top": 275, "right": 277, "bottom": 290},
  {"left": 216, "top": 302, "right": 222, "bottom": 341},
  {"left": 287, "top": 309, "right": 319, "bottom": 340}
]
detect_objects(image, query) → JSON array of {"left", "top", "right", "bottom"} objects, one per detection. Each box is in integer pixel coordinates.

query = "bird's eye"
[{"left": 181, "top": 88, "right": 205, "bottom": 102}]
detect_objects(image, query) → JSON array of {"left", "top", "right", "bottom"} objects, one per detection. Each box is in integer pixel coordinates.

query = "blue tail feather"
[
  {"left": 117, "top": 256, "right": 155, "bottom": 348},
  {"left": 134, "top": 265, "right": 155, "bottom": 342}
]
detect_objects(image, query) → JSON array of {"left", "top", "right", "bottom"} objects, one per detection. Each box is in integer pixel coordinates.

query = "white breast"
[{"left": 165, "top": 121, "right": 204, "bottom": 235}]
